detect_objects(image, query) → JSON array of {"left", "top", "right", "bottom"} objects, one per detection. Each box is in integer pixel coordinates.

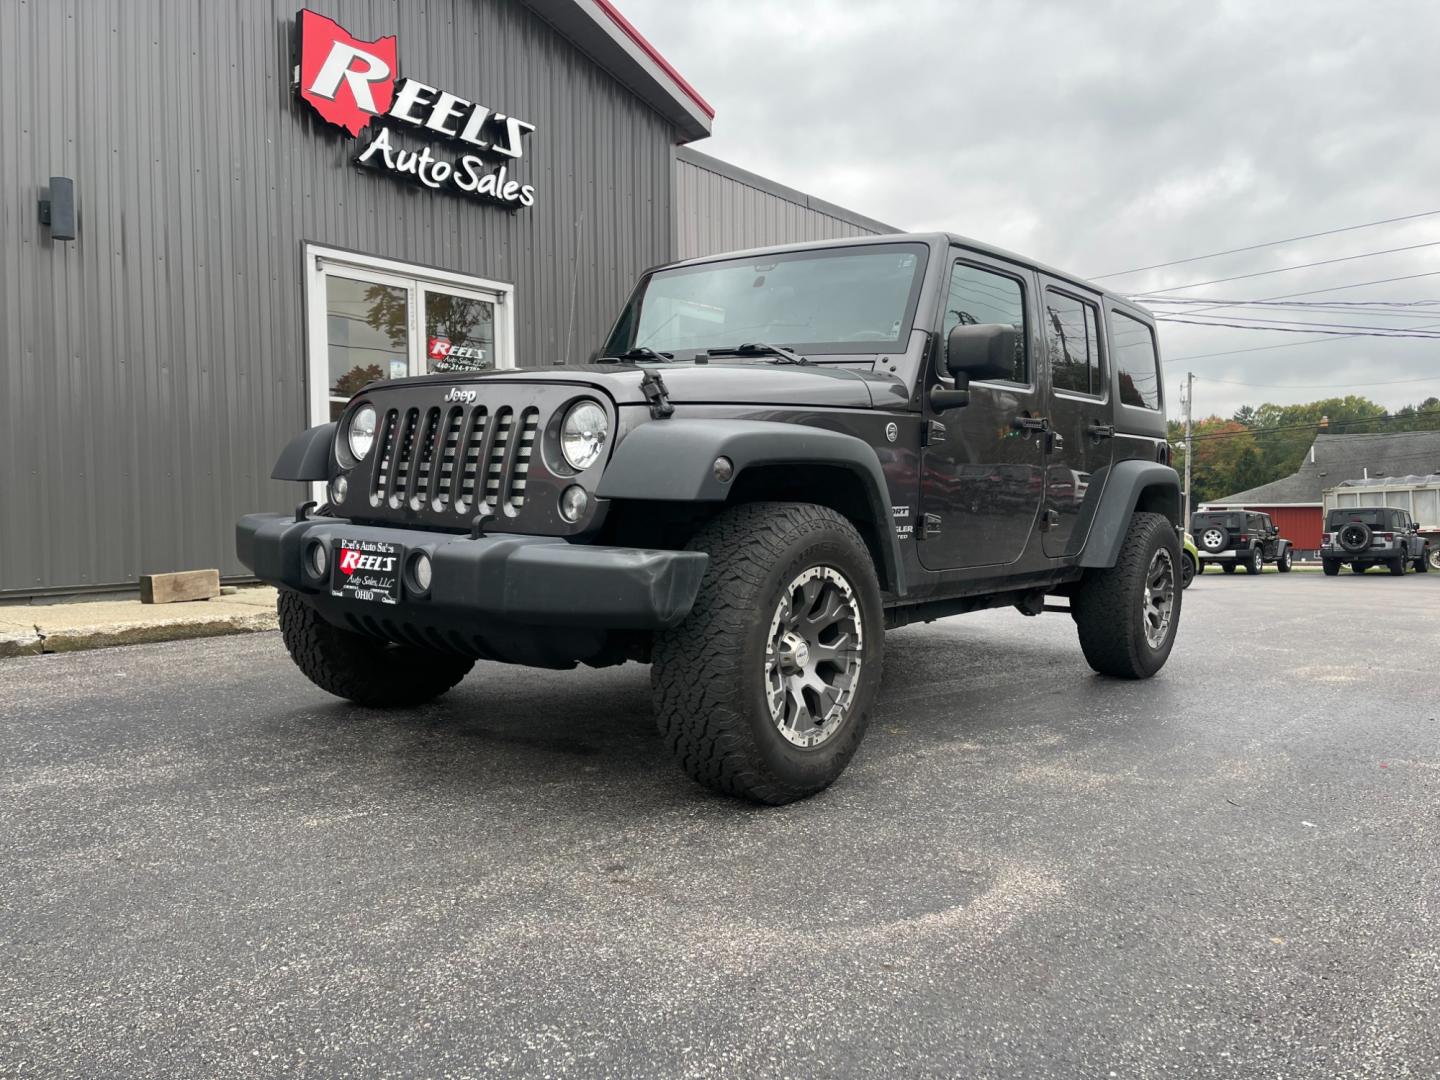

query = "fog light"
[
  {"left": 559, "top": 484, "right": 588, "bottom": 522},
  {"left": 713, "top": 456, "right": 734, "bottom": 483},
  {"left": 411, "top": 552, "right": 433, "bottom": 593},
  {"left": 329, "top": 475, "right": 348, "bottom": 504},
  {"left": 308, "top": 541, "right": 328, "bottom": 579}
]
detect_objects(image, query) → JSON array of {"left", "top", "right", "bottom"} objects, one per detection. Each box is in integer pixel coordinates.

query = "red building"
[{"left": 1202, "top": 430, "right": 1440, "bottom": 555}]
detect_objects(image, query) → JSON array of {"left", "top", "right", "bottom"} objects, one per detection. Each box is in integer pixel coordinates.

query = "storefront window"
[
  {"left": 327, "top": 277, "right": 409, "bottom": 420},
  {"left": 425, "top": 291, "right": 495, "bottom": 374}
]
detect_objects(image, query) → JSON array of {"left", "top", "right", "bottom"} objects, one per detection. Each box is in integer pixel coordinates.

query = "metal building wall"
[
  {"left": 673, "top": 147, "right": 896, "bottom": 261},
  {"left": 0, "top": 0, "right": 676, "bottom": 595}
]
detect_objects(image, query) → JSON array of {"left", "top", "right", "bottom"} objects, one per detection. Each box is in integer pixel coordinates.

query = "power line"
[
  {"left": 1148, "top": 310, "right": 1440, "bottom": 333},
  {"left": 1131, "top": 241, "right": 1440, "bottom": 297},
  {"left": 1090, "top": 208, "right": 1440, "bottom": 280},
  {"left": 1161, "top": 317, "right": 1440, "bottom": 363},
  {"left": 1154, "top": 315, "right": 1440, "bottom": 338},
  {"left": 1182, "top": 410, "right": 1440, "bottom": 443},
  {"left": 1193, "top": 374, "right": 1440, "bottom": 390}
]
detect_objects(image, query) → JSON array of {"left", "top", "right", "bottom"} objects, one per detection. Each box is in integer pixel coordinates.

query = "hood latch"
[{"left": 639, "top": 370, "right": 675, "bottom": 420}]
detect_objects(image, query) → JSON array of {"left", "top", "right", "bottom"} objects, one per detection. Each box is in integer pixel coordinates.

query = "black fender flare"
[
  {"left": 271, "top": 422, "right": 337, "bottom": 481},
  {"left": 1077, "top": 459, "right": 1181, "bottom": 568},
  {"left": 597, "top": 419, "right": 905, "bottom": 595}
]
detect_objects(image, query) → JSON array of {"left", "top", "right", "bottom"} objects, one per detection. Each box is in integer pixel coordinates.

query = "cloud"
[{"left": 619, "top": 0, "right": 1440, "bottom": 418}]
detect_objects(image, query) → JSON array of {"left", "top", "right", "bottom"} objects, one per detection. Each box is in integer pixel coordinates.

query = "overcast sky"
[{"left": 620, "top": 0, "right": 1440, "bottom": 421}]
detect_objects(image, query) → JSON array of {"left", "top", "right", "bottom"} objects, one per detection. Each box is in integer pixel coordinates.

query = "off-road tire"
[
  {"left": 1073, "top": 511, "right": 1181, "bottom": 680},
  {"left": 1277, "top": 548, "right": 1293, "bottom": 573},
  {"left": 1322, "top": 559, "right": 1341, "bottom": 576},
  {"left": 1428, "top": 546, "right": 1440, "bottom": 572},
  {"left": 1181, "top": 551, "right": 1197, "bottom": 589},
  {"left": 1418, "top": 550, "right": 1431, "bottom": 573},
  {"left": 1389, "top": 555, "right": 1406, "bottom": 576},
  {"left": 1243, "top": 546, "right": 1263, "bottom": 575},
  {"left": 278, "top": 590, "right": 473, "bottom": 706},
  {"left": 651, "top": 502, "right": 884, "bottom": 805}
]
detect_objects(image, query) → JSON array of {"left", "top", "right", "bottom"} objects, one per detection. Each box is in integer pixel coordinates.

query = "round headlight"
[
  {"left": 347, "top": 404, "right": 378, "bottom": 461},
  {"left": 560, "top": 400, "right": 609, "bottom": 471}
]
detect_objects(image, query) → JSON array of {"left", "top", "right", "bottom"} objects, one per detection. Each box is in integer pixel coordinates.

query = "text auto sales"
[
  {"left": 357, "top": 79, "right": 537, "bottom": 207},
  {"left": 356, "top": 81, "right": 537, "bottom": 207}
]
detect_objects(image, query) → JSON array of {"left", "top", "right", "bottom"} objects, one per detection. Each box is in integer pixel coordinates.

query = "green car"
[{"left": 1181, "top": 531, "right": 1199, "bottom": 589}]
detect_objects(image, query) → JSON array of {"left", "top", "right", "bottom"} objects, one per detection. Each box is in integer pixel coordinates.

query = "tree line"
[{"left": 1167, "top": 394, "right": 1440, "bottom": 504}]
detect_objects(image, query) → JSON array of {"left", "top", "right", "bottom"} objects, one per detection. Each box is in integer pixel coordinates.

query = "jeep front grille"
[{"left": 369, "top": 402, "right": 540, "bottom": 518}]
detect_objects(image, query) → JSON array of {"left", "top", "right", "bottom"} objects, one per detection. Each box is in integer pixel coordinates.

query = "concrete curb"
[
  {"left": 36, "top": 610, "right": 279, "bottom": 654},
  {"left": 0, "top": 587, "right": 281, "bottom": 659}
]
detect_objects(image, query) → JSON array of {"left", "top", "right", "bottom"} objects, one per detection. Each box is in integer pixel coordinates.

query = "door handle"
[
  {"left": 1088, "top": 421, "right": 1115, "bottom": 440},
  {"left": 1011, "top": 415, "right": 1048, "bottom": 433}
]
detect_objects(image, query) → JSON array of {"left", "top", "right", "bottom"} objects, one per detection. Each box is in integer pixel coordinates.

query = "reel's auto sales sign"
[{"left": 295, "top": 10, "right": 537, "bottom": 208}]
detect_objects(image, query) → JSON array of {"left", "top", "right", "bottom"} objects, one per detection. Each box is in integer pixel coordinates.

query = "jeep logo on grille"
[{"left": 444, "top": 387, "right": 478, "bottom": 404}]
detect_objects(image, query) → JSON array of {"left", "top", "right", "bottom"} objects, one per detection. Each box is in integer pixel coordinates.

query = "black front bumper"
[{"left": 238, "top": 513, "right": 708, "bottom": 650}]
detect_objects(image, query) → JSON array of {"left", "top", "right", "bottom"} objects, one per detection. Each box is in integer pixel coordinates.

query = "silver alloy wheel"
[
  {"left": 1142, "top": 548, "right": 1176, "bottom": 650},
  {"left": 1201, "top": 527, "right": 1225, "bottom": 551},
  {"left": 765, "top": 566, "right": 864, "bottom": 749},
  {"left": 1429, "top": 547, "right": 1440, "bottom": 571}
]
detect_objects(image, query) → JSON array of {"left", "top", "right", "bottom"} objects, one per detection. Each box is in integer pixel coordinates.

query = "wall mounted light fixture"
[{"left": 38, "top": 176, "right": 77, "bottom": 241}]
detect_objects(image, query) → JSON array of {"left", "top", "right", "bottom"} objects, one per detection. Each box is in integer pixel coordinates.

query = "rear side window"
[
  {"left": 943, "top": 261, "right": 1029, "bottom": 384},
  {"left": 1110, "top": 310, "right": 1162, "bottom": 409},
  {"left": 1044, "top": 289, "right": 1103, "bottom": 396},
  {"left": 1327, "top": 509, "right": 1385, "bottom": 528},
  {"left": 1193, "top": 512, "right": 1240, "bottom": 529}
]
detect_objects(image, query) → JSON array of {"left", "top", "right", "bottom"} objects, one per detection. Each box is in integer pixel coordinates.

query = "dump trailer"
[{"left": 1324, "top": 475, "right": 1440, "bottom": 570}]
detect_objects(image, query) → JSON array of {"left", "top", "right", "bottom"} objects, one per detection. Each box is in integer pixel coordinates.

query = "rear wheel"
[
  {"left": 651, "top": 502, "right": 883, "bottom": 805},
  {"left": 1243, "top": 547, "right": 1263, "bottom": 575},
  {"left": 1073, "top": 511, "right": 1181, "bottom": 679},
  {"left": 1322, "top": 560, "right": 1341, "bottom": 576},
  {"left": 277, "top": 590, "right": 473, "bottom": 706},
  {"left": 1389, "top": 555, "right": 1407, "bottom": 576}
]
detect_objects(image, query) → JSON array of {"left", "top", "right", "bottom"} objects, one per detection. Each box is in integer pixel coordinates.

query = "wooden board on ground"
[{"left": 140, "top": 569, "right": 221, "bottom": 605}]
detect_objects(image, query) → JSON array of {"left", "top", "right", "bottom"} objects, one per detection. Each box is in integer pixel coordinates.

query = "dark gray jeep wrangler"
[
  {"left": 239, "top": 234, "right": 1182, "bottom": 803},
  {"left": 1321, "top": 506, "right": 1430, "bottom": 575}
]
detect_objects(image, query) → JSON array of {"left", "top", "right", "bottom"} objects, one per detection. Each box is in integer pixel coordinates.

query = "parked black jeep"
[
  {"left": 1191, "top": 510, "right": 1293, "bottom": 575},
  {"left": 239, "top": 234, "right": 1182, "bottom": 803},
  {"left": 1321, "top": 506, "right": 1430, "bottom": 575}
]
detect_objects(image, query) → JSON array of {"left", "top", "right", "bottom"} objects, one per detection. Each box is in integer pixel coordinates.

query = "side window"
[
  {"left": 1110, "top": 310, "right": 1162, "bottom": 409},
  {"left": 1044, "top": 289, "right": 1103, "bottom": 396},
  {"left": 943, "top": 261, "right": 1028, "bottom": 384}
]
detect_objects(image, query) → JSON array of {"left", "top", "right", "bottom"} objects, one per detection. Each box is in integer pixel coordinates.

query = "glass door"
[{"left": 305, "top": 246, "right": 515, "bottom": 428}]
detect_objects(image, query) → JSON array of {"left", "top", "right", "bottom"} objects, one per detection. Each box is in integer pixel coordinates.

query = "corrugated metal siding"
[
  {"left": 0, "top": 0, "right": 675, "bottom": 594},
  {"left": 674, "top": 152, "right": 889, "bottom": 260}
]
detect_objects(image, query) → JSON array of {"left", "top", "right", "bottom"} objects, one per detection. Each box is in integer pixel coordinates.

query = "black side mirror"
[{"left": 946, "top": 323, "right": 1018, "bottom": 382}]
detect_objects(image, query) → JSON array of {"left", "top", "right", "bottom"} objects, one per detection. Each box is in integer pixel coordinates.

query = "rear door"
[{"left": 1038, "top": 279, "right": 1115, "bottom": 557}]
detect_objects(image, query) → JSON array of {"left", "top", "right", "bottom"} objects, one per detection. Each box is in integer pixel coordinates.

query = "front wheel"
[
  {"left": 1418, "top": 549, "right": 1432, "bottom": 573},
  {"left": 1073, "top": 511, "right": 1181, "bottom": 679},
  {"left": 651, "top": 502, "right": 884, "bottom": 804},
  {"left": 1277, "top": 549, "right": 1293, "bottom": 573},
  {"left": 1181, "top": 552, "right": 1197, "bottom": 589},
  {"left": 277, "top": 591, "right": 474, "bottom": 706}
]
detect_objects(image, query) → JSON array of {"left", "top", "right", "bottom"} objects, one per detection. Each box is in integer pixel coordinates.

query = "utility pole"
[{"left": 1182, "top": 371, "right": 1195, "bottom": 531}]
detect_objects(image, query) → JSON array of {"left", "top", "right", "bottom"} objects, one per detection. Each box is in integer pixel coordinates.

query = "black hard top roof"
[{"left": 658, "top": 232, "right": 1152, "bottom": 322}]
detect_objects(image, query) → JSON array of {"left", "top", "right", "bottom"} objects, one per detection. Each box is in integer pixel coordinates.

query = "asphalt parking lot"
[{"left": 2, "top": 572, "right": 1437, "bottom": 1079}]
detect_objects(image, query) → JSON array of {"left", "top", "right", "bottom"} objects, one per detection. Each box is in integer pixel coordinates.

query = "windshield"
[
  {"left": 605, "top": 243, "right": 928, "bottom": 358},
  {"left": 1328, "top": 508, "right": 1387, "bottom": 528}
]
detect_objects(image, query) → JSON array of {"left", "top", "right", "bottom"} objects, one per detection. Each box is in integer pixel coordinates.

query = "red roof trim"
[{"left": 591, "top": 0, "right": 716, "bottom": 119}]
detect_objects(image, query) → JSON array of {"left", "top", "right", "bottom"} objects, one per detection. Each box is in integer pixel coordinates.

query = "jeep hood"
[{"left": 372, "top": 361, "right": 892, "bottom": 409}]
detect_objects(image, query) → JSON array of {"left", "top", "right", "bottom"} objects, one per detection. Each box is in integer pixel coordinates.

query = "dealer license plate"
[{"left": 331, "top": 539, "right": 403, "bottom": 604}]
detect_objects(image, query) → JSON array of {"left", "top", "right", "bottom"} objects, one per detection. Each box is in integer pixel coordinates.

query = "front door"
[
  {"left": 1038, "top": 278, "right": 1115, "bottom": 557},
  {"left": 919, "top": 256, "right": 1044, "bottom": 570}
]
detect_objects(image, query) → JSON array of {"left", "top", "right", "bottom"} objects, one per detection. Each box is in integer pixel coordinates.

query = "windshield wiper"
[
  {"left": 598, "top": 347, "right": 675, "bottom": 363},
  {"left": 706, "top": 342, "right": 810, "bottom": 365}
]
